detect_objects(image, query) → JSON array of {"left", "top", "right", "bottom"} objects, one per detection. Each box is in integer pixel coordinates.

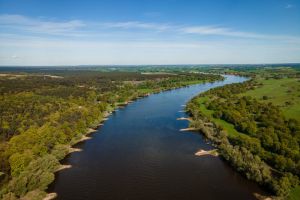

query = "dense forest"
[
  {"left": 0, "top": 70, "right": 221, "bottom": 200},
  {"left": 186, "top": 67, "right": 300, "bottom": 199}
]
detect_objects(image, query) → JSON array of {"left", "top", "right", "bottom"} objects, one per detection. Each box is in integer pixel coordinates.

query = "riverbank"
[
  {"left": 186, "top": 108, "right": 276, "bottom": 200},
  {"left": 185, "top": 74, "right": 300, "bottom": 200},
  {"left": 195, "top": 149, "right": 218, "bottom": 157},
  {"left": 48, "top": 75, "right": 266, "bottom": 200},
  {"left": 180, "top": 127, "right": 198, "bottom": 131},
  {"left": 43, "top": 78, "right": 224, "bottom": 200},
  {"left": 177, "top": 117, "right": 192, "bottom": 121},
  {"left": 55, "top": 79, "right": 213, "bottom": 164}
]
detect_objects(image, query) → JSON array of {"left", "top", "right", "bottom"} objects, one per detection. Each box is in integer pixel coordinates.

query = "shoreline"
[
  {"left": 177, "top": 117, "right": 192, "bottom": 121},
  {"left": 253, "top": 193, "right": 275, "bottom": 200},
  {"left": 45, "top": 121, "right": 107, "bottom": 200},
  {"left": 43, "top": 193, "right": 57, "bottom": 200},
  {"left": 194, "top": 149, "right": 219, "bottom": 157},
  {"left": 184, "top": 77, "right": 278, "bottom": 200},
  {"left": 56, "top": 165, "right": 72, "bottom": 172},
  {"left": 180, "top": 127, "right": 198, "bottom": 131},
  {"left": 46, "top": 80, "right": 221, "bottom": 200},
  {"left": 44, "top": 93, "right": 159, "bottom": 199}
]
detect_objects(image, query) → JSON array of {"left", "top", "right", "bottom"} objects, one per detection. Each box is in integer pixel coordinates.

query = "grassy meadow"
[{"left": 242, "top": 78, "right": 300, "bottom": 120}]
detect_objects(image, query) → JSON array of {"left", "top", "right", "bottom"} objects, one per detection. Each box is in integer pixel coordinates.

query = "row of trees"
[{"left": 0, "top": 71, "right": 222, "bottom": 199}]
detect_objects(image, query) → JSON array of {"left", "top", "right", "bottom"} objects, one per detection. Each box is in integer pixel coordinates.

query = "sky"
[{"left": 0, "top": 0, "right": 299, "bottom": 65}]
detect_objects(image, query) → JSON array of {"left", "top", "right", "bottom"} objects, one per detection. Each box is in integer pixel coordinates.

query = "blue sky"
[{"left": 0, "top": 0, "right": 299, "bottom": 65}]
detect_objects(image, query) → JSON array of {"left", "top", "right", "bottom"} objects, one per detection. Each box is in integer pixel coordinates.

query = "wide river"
[{"left": 49, "top": 75, "right": 267, "bottom": 200}]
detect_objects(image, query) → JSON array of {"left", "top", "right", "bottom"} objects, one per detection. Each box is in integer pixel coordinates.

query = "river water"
[{"left": 49, "top": 75, "right": 267, "bottom": 200}]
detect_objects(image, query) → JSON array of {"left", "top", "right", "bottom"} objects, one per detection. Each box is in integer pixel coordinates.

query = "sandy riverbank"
[
  {"left": 195, "top": 149, "right": 219, "bottom": 157},
  {"left": 78, "top": 135, "right": 92, "bottom": 143},
  {"left": 56, "top": 165, "right": 72, "bottom": 172},
  {"left": 180, "top": 127, "right": 198, "bottom": 131},
  {"left": 43, "top": 193, "right": 57, "bottom": 200},
  {"left": 254, "top": 193, "right": 275, "bottom": 200},
  {"left": 69, "top": 147, "right": 82, "bottom": 153},
  {"left": 177, "top": 117, "right": 192, "bottom": 121}
]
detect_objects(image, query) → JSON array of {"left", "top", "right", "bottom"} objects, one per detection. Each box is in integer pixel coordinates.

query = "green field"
[
  {"left": 242, "top": 78, "right": 300, "bottom": 120},
  {"left": 196, "top": 97, "right": 240, "bottom": 138}
]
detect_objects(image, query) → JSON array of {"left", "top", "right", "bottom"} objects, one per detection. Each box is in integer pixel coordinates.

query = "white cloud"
[
  {"left": 0, "top": 14, "right": 299, "bottom": 43},
  {"left": 0, "top": 35, "right": 299, "bottom": 65},
  {"left": 180, "top": 25, "right": 300, "bottom": 44},
  {"left": 11, "top": 55, "right": 19, "bottom": 59},
  {"left": 101, "top": 21, "right": 171, "bottom": 31},
  {"left": 0, "top": 14, "right": 299, "bottom": 65},
  {"left": 181, "top": 26, "right": 263, "bottom": 38},
  {"left": 0, "top": 14, "right": 85, "bottom": 35}
]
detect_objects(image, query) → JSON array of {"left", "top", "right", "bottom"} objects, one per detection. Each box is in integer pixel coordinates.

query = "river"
[{"left": 49, "top": 75, "right": 267, "bottom": 200}]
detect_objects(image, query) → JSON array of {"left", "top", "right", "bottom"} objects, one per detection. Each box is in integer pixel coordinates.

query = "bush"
[
  {"left": 51, "top": 144, "right": 69, "bottom": 160},
  {"left": 9, "top": 151, "right": 33, "bottom": 177},
  {"left": 4, "top": 155, "right": 59, "bottom": 197}
]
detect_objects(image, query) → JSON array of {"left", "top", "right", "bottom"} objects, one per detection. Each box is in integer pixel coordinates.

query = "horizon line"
[{"left": 0, "top": 62, "right": 300, "bottom": 68}]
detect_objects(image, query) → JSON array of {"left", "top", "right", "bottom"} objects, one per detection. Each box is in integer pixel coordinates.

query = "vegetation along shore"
[
  {"left": 186, "top": 66, "right": 300, "bottom": 200},
  {"left": 0, "top": 68, "right": 222, "bottom": 200}
]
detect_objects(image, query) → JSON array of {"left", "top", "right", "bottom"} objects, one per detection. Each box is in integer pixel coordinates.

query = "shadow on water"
[{"left": 48, "top": 75, "right": 268, "bottom": 200}]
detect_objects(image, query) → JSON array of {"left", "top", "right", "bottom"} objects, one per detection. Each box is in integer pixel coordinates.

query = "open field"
[
  {"left": 242, "top": 78, "right": 300, "bottom": 120},
  {"left": 195, "top": 97, "right": 241, "bottom": 138}
]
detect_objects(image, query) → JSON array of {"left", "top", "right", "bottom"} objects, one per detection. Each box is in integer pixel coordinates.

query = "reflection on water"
[{"left": 49, "top": 75, "right": 267, "bottom": 200}]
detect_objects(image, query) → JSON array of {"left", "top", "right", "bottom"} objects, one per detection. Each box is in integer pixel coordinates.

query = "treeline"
[
  {"left": 186, "top": 79, "right": 300, "bottom": 198},
  {"left": 0, "top": 71, "right": 221, "bottom": 199}
]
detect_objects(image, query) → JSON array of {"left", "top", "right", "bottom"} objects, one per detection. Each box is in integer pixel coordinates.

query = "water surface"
[{"left": 49, "top": 75, "right": 266, "bottom": 200}]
